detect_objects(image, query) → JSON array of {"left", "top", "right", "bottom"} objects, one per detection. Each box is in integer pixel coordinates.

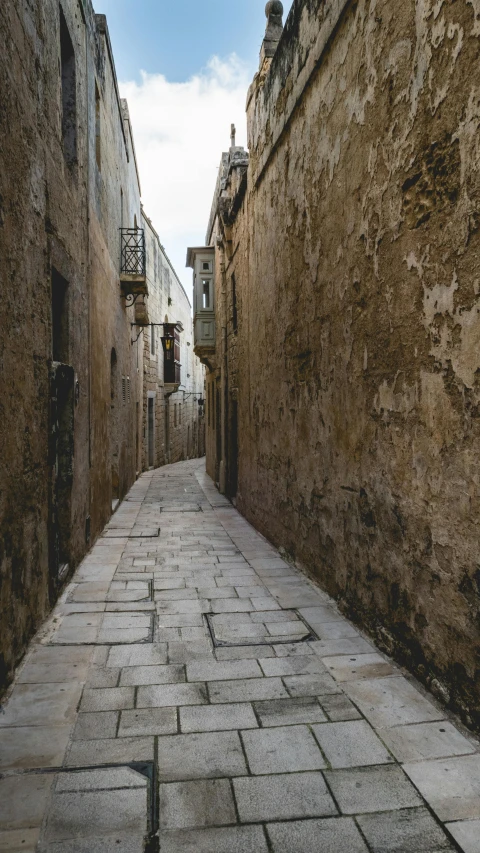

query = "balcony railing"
[{"left": 120, "top": 228, "right": 146, "bottom": 277}]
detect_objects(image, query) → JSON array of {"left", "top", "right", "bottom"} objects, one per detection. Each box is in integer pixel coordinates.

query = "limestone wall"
[
  {"left": 225, "top": 0, "right": 480, "bottom": 727},
  {"left": 0, "top": 0, "right": 141, "bottom": 691}
]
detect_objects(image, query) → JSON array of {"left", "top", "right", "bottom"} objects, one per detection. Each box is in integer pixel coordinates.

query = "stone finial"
[
  {"left": 230, "top": 124, "right": 236, "bottom": 148},
  {"left": 261, "top": 1, "right": 284, "bottom": 60}
]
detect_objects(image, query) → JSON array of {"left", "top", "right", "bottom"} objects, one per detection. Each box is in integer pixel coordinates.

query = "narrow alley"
[{"left": 0, "top": 460, "right": 479, "bottom": 852}]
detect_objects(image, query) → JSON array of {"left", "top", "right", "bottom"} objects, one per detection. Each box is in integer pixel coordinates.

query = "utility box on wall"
[{"left": 186, "top": 247, "right": 216, "bottom": 366}]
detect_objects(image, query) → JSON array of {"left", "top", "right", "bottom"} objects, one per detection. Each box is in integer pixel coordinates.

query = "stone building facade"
[
  {"left": 140, "top": 211, "right": 205, "bottom": 472},
  {"left": 192, "top": 0, "right": 480, "bottom": 730},
  {"left": 0, "top": 0, "right": 203, "bottom": 694}
]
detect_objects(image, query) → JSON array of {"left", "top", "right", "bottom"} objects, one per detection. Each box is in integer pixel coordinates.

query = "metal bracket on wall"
[
  {"left": 130, "top": 322, "right": 169, "bottom": 346},
  {"left": 122, "top": 292, "right": 143, "bottom": 308}
]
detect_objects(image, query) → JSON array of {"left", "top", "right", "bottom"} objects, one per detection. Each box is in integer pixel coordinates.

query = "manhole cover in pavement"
[{"left": 205, "top": 610, "right": 318, "bottom": 647}]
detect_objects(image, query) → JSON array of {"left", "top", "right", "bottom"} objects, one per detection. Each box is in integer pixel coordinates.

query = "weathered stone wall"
[
  {"left": 0, "top": 0, "right": 142, "bottom": 692},
  {"left": 211, "top": 0, "right": 480, "bottom": 728}
]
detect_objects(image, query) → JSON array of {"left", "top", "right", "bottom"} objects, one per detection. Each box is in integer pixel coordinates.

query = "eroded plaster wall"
[
  {"left": 231, "top": 0, "right": 480, "bottom": 727},
  {"left": 0, "top": 0, "right": 142, "bottom": 692}
]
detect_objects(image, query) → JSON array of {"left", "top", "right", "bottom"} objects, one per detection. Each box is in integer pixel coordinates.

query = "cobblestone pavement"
[{"left": 1, "top": 459, "right": 480, "bottom": 852}]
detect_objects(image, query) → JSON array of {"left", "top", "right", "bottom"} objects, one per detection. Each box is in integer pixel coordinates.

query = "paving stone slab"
[
  {"left": 159, "top": 825, "right": 269, "bottom": 852},
  {"left": 155, "top": 589, "right": 198, "bottom": 601},
  {"left": 137, "top": 683, "right": 208, "bottom": 708},
  {"left": 446, "top": 819, "right": 480, "bottom": 853},
  {"left": 180, "top": 702, "right": 257, "bottom": 732},
  {"left": 312, "top": 720, "right": 394, "bottom": 768},
  {"left": 320, "top": 693, "right": 363, "bottom": 721},
  {"left": 97, "top": 627, "right": 152, "bottom": 644},
  {"left": 259, "top": 655, "right": 327, "bottom": 677},
  {"left": 325, "top": 765, "right": 422, "bottom": 814},
  {"left": 120, "top": 664, "right": 185, "bottom": 686},
  {"left": 207, "top": 599, "right": 254, "bottom": 613},
  {"left": 357, "top": 807, "right": 454, "bottom": 852},
  {"left": 215, "top": 645, "right": 275, "bottom": 660},
  {"left": 37, "top": 836, "right": 145, "bottom": 853},
  {"left": 0, "top": 775, "right": 53, "bottom": 831},
  {"left": 283, "top": 672, "right": 341, "bottom": 697},
  {"left": 266, "top": 817, "right": 369, "bottom": 852},
  {"left": 345, "top": 677, "right": 445, "bottom": 728},
  {"left": 380, "top": 721, "right": 476, "bottom": 763},
  {"left": 403, "top": 755, "right": 480, "bottom": 821},
  {"left": 209, "top": 677, "right": 289, "bottom": 703},
  {"left": 234, "top": 772, "right": 337, "bottom": 822},
  {"left": 55, "top": 767, "right": 147, "bottom": 792},
  {"left": 43, "top": 789, "right": 147, "bottom": 841},
  {"left": 17, "top": 658, "right": 91, "bottom": 684},
  {"left": 254, "top": 697, "right": 327, "bottom": 727},
  {"left": 0, "top": 829, "right": 40, "bottom": 852},
  {"left": 167, "top": 642, "right": 214, "bottom": 664},
  {"left": 186, "top": 660, "right": 262, "bottom": 682},
  {"left": 72, "top": 712, "right": 119, "bottom": 740},
  {"left": 311, "top": 638, "right": 373, "bottom": 656},
  {"left": 0, "top": 725, "right": 72, "bottom": 769},
  {"left": 157, "top": 731, "right": 247, "bottom": 780},
  {"left": 80, "top": 687, "right": 134, "bottom": 712},
  {"left": 323, "top": 653, "right": 396, "bottom": 682},
  {"left": 0, "top": 683, "right": 82, "bottom": 728},
  {"left": 242, "top": 725, "right": 326, "bottom": 774},
  {"left": 308, "top": 620, "right": 363, "bottom": 639},
  {"left": 160, "top": 779, "right": 236, "bottom": 829},
  {"left": 119, "top": 707, "right": 178, "bottom": 736},
  {"left": 157, "top": 600, "right": 204, "bottom": 614},
  {"left": 106, "top": 643, "right": 168, "bottom": 668},
  {"left": 86, "top": 666, "right": 121, "bottom": 688},
  {"left": 66, "top": 737, "right": 154, "bottom": 767},
  {"left": 158, "top": 615, "right": 204, "bottom": 628}
]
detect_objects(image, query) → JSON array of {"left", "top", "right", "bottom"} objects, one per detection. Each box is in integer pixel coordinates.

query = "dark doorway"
[
  {"left": 148, "top": 396, "right": 155, "bottom": 468},
  {"left": 110, "top": 348, "right": 119, "bottom": 500},
  {"left": 49, "top": 269, "right": 74, "bottom": 599},
  {"left": 164, "top": 398, "right": 170, "bottom": 464},
  {"left": 215, "top": 384, "right": 221, "bottom": 484},
  {"left": 227, "top": 399, "right": 238, "bottom": 499}
]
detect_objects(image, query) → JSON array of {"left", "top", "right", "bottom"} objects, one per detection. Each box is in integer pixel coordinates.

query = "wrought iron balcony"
[{"left": 120, "top": 228, "right": 147, "bottom": 302}]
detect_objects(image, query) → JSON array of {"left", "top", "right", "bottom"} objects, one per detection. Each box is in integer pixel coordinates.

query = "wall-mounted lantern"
[{"left": 161, "top": 322, "right": 183, "bottom": 395}]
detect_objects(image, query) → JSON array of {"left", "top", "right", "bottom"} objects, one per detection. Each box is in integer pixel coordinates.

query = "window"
[
  {"left": 202, "top": 279, "right": 211, "bottom": 309},
  {"left": 202, "top": 261, "right": 212, "bottom": 272},
  {"left": 95, "top": 81, "right": 101, "bottom": 170},
  {"left": 151, "top": 324, "right": 155, "bottom": 356},
  {"left": 59, "top": 6, "right": 77, "bottom": 168},
  {"left": 174, "top": 403, "right": 177, "bottom": 427},
  {"left": 232, "top": 273, "right": 238, "bottom": 333},
  {"left": 179, "top": 404, "right": 182, "bottom": 426}
]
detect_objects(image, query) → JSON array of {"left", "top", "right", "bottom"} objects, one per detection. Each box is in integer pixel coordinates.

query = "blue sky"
[
  {"left": 94, "top": 0, "right": 294, "bottom": 292},
  {"left": 96, "top": 0, "right": 293, "bottom": 83}
]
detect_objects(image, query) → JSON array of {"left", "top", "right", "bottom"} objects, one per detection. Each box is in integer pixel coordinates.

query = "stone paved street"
[{"left": 1, "top": 459, "right": 479, "bottom": 852}]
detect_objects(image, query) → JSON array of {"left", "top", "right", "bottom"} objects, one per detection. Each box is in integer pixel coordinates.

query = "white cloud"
[{"left": 120, "top": 55, "right": 253, "bottom": 297}]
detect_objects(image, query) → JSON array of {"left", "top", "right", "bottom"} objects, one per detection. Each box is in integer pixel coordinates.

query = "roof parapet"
[{"left": 260, "top": 1, "right": 284, "bottom": 65}]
